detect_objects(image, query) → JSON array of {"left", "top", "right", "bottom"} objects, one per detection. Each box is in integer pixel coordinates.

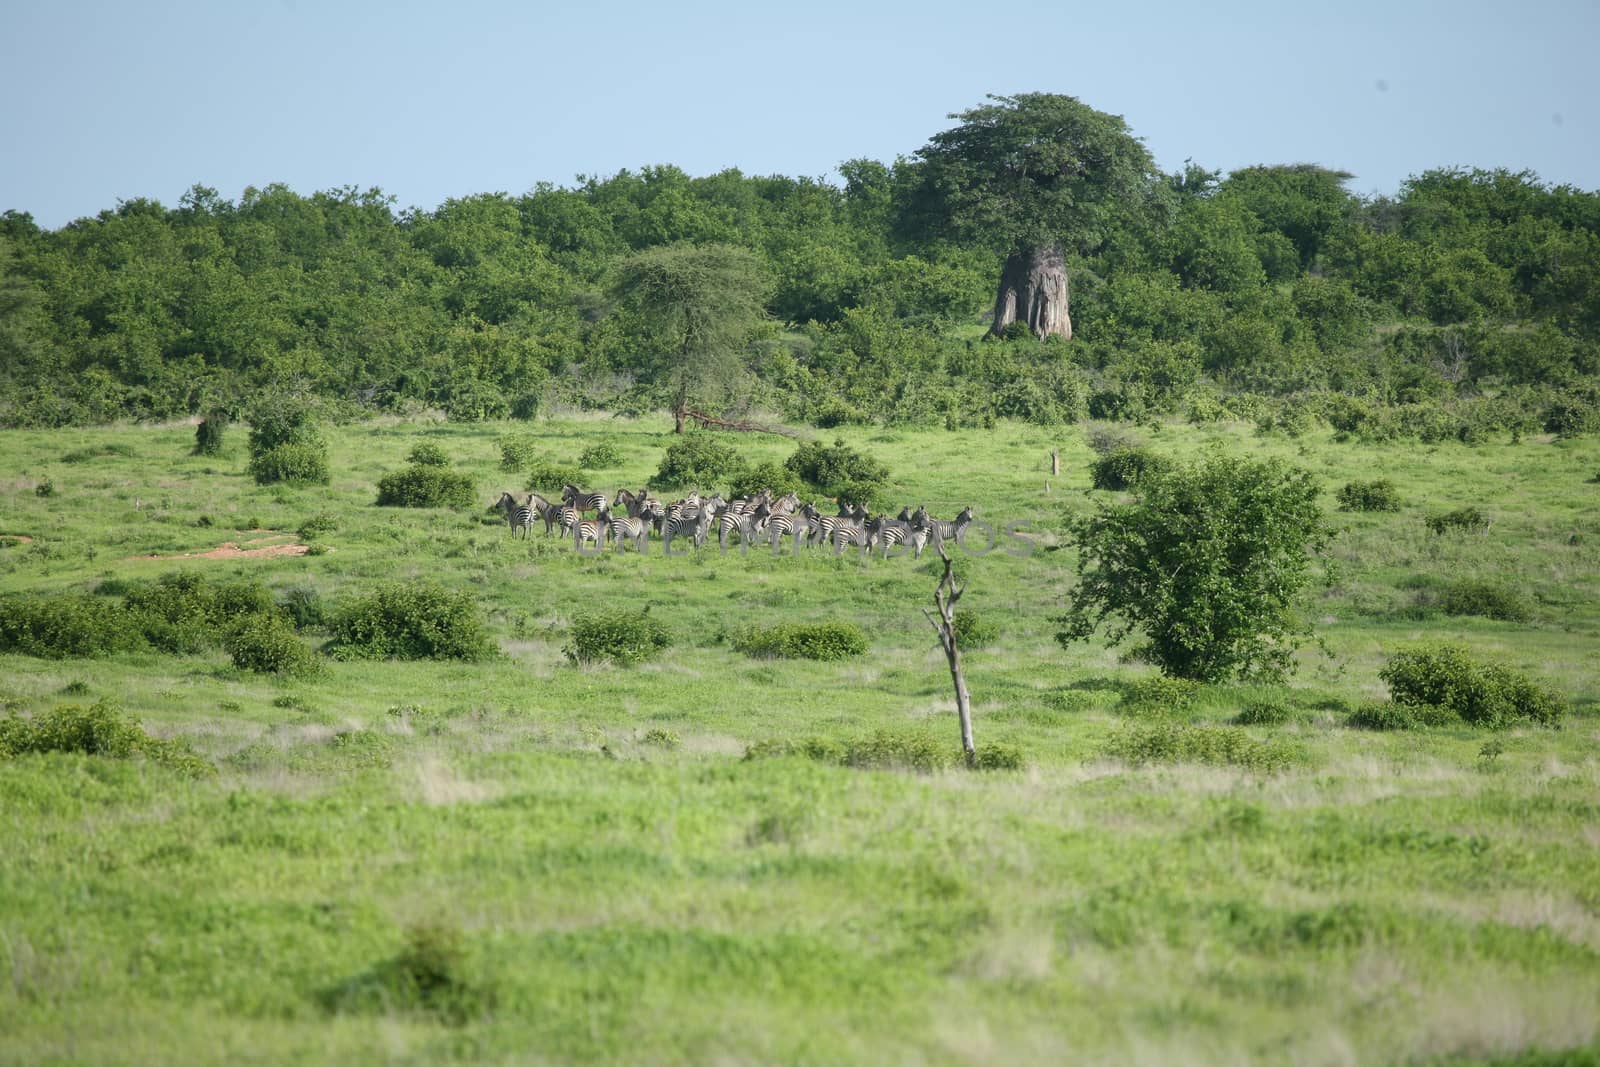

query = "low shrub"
[
  {"left": 297, "top": 513, "right": 339, "bottom": 540},
  {"left": 653, "top": 434, "right": 746, "bottom": 490},
  {"left": 328, "top": 583, "right": 494, "bottom": 662},
  {"left": 842, "top": 728, "right": 953, "bottom": 773},
  {"left": 1102, "top": 723, "right": 1290, "bottom": 771},
  {"left": 1336, "top": 479, "right": 1402, "bottom": 512},
  {"left": 1089, "top": 448, "right": 1170, "bottom": 491},
  {"left": 35, "top": 479, "right": 55, "bottom": 497},
  {"left": 1380, "top": 644, "right": 1565, "bottom": 727},
  {"left": 498, "top": 434, "right": 539, "bottom": 472},
  {"left": 279, "top": 586, "right": 325, "bottom": 630},
  {"left": 1121, "top": 676, "right": 1201, "bottom": 716},
  {"left": 320, "top": 920, "right": 494, "bottom": 1026},
  {"left": 122, "top": 572, "right": 278, "bottom": 654},
  {"left": 726, "top": 460, "right": 804, "bottom": 500},
  {"left": 577, "top": 440, "right": 624, "bottom": 468},
  {"left": 731, "top": 622, "right": 867, "bottom": 661},
  {"left": 563, "top": 609, "right": 672, "bottom": 666},
  {"left": 227, "top": 616, "right": 323, "bottom": 677},
  {"left": 784, "top": 438, "right": 891, "bottom": 506},
  {"left": 952, "top": 610, "right": 999, "bottom": 649},
  {"left": 1426, "top": 507, "right": 1489, "bottom": 535},
  {"left": 1347, "top": 702, "right": 1419, "bottom": 731},
  {"left": 0, "top": 701, "right": 212, "bottom": 776},
  {"left": 193, "top": 412, "right": 229, "bottom": 456},
  {"left": 376, "top": 465, "right": 476, "bottom": 508},
  {"left": 972, "top": 742, "right": 1026, "bottom": 771},
  {"left": 407, "top": 441, "right": 450, "bottom": 467},
  {"left": 1232, "top": 701, "right": 1292, "bottom": 726},
  {"left": 0, "top": 594, "right": 149, "bottom": 658},
  {"left": 523, "top": 455, "right": 587, "bottom": 494},
  {"left": 249, "top": 442, "right": 330, "bottom": 486},
  {"left": 1438, "top": 579, "right": 1532, "bottom": 622}
]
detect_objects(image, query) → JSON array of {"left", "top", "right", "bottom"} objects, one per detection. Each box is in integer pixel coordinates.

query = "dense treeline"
[{"left": 2, "top": 122, "right": 1598, "bottom": 432}]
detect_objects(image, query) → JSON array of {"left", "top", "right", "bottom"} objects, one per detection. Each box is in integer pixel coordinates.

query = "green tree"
[
  {"left": 904, "top": 93, "right": 1157, "bottom": 340},
  {"left": 613, "top": 241, "right": 769, "bottom": 433},
  {"left": 1056, "top": 454, "right": 1330, "bottom": 681}
]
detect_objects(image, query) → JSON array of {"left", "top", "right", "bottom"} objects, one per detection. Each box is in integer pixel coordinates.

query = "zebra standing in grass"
[
  {"left": 661, "top": 503, "right": 715, "bottom": 552},
  {"left": 923, "top": 506, "right": 975, "bottom": 551},
  {"left": 597, "top": 504, "right": 649, "bottom": 553},
  {"left": 563, "top": 483, "right": 608, "bottom": 514},
  {"left": 528, "top": 492, "right": 561, "bottom": 535},
  {"left": 872, "top": 513, "right": 931, "bottom": 558},
  {"left": 718, "top": 500, "right": 772, "bottom": 551},
  {"left": 493, "top": 492, "right": 537, "bottom": 539},
  {"left": 570, "top": 509, "right": 604, "bottom": 550},
  {"left": 765, "top": 505, "right": 812, "bottom": 552},
  {"left": 810, "top": 502, "right": 868, "bottom": 548}
]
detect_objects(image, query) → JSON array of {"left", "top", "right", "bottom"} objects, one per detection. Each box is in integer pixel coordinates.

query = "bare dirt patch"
[
  {"left": 128, "top": 534, "right": 319, "bottom": 561},
  {"left": 1, "top": 534, "right": 35, "bottom": 543}
]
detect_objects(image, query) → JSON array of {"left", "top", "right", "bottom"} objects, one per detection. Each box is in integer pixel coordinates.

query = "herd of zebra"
[{"left": 492, "top": 484, "right": 975, "bottom": 558}]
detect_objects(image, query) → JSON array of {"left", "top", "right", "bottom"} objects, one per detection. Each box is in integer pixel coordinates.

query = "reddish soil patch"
[
  {"left": 128, "top": 535, "right": 321, "bottom": 561},
  {"left": 1, "top": 534, "right": 35, "bottom": 543}
]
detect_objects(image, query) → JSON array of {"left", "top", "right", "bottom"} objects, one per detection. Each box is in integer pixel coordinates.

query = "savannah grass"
[{"left": 0, "top": 414, "right": 1597, "bottom": 1066}]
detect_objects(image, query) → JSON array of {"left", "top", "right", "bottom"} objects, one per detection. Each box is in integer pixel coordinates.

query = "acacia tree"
[
  {"left": 906, "top": 93, "right": 1157, "bottom": 340},
  {"left": 1056, "top": 454, "right": 1329, "bottom": 681},
  {"left": 613, "top": 242, "right": 769, "bottom": 433}
]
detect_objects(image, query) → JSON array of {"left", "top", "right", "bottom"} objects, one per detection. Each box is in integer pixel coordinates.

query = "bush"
[
  {"left": 842, "top": 728, "right": 954, "bottom": 773},
  {"left": 952, "top": 610, "right": 999, "bottom": 649},
  {"left": 1380, "top": 644, "right": 1565, "bottom": 727},
  {"left": 1232, "top": 701, "right": 1292, "bottom": 726},
  {"left": 328, "top": 584, "right": 494, "bottom": 662},
  {"left": 1438, "top": 579, "right": 1532, "bottom": 622},
  {"left": 498, "top": 434, "right": 539, "bottom": 472},
  {"left": 563, "top": 609, "right": 672, "bottom": 666},
  {"left": 1336, "top": 479, "right": 1402, "bottom": 512},
  {"left": 577, "top": 440, "right": 624, "bottom": 468},
  {"left": 1060, "top": 454, "right": 1329, "bottom": 681},
  {"left": 0, "top": 701, "right": 212, "bottom": 776},
  {"left": 523, "top": 455, "right": 587, "bottom": 494},
  {"left": 376, "top": 465, "right": 476, "bottom": 508},
  {"left": 0, "top": 594, "right": 149, "bottom": 658},
  {"left": 731, "top": 622, "right": 868, "bottom": 660},
  {"left": 2, "top": 575, "right": 280, "bottom": 659},
  {"left": 279, "top": 585, "right": 325, "bottom": 630},
  {"left": 122, "top": 572, "right": 278, "bottom": 654},
  {"left": 726, "top": 460, "right": 804, "bottom": 500},
  {"left": 1089, "top": 448, "right": 1170, "bottom": 491},
  {"left": 1122, "top": 675, "right": 1201, "bottom": 714},
  {"left": 297, "top": 513, "right": 338, "bottom": 540},
  {"left": 35, "top": 479, "right": 54, "bottom": 498},
  {"left": 227, "top": 616, "right": 323, "bottom": 677},
  {"left": 320, "top": 920, "right": 494, "bottom": 1026},
  {"left": 784, "top": 438, "right": 891, "bottom": 506},
  {"left": 653, "top": 434, "right": 746, "bottom": 490},
  {"left": 1102, "top": 723, "right": 1290, "bottom": 771},
  {"left": 1346, "top": 702, "right": 1418, "bottom": 731},
  {"left": 407, "top": 442, "right": 450, "bottom": 466},
  {"left": 193, "top": 412, "right": 229, "bottom": 456},
  {"left": 972, "top": 742, "right": 1026, "bottom": 771},
  {"left": 1426, "top": 507, "right": 1489, "bottom": 535},
  {"left": 249, "top": 442, "right": 330, "bottom": 486}
]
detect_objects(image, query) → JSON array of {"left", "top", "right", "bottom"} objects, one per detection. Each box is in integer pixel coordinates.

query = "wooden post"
[
  {"left": 1050, "top": 449, "right": 1059, "bottom": 477},
  {"left": 922, "top": 546, "right": 975, "bottom": 766}
]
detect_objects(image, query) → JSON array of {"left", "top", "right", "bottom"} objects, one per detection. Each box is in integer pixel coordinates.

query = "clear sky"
[{"left": 3, "top": 0, "right": 1596, "bottom": 229}]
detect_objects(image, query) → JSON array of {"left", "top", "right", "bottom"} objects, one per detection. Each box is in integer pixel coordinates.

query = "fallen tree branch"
[{"left": 682, "top": 409, "right": 805, "bottom": 439}]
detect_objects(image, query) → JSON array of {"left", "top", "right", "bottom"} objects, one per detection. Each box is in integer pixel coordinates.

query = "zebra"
[
  {"left": 598, "top": 504, "right": 649, "bottom": 553},
  {"left": 562, "top": 483, "right": 607, "bottom": 514},
  {"left": 829, "top": 514, "right": 871, "bottom": 556},
  {"left": 661, "top": 505, "right": 715, "bottom": 553},
  {"left": 492, "top": 492, "right": 536, "bottom": 539},
  {"left": 528, "top": 492, "right": 561, "bottom": 535},
  {"left": 765, "top": 506, "right": 812, "bottom": 552},
  {"left": 570, "top": 511, "right": 604, "bottom": 551},
  {"left": 924, "top": 506, "right": 975, "bottom": 551},
  {"left": 810, "top": 502, "right": 868, "bottom": 548},
  {"left": 871, "top": 514, "right": 930, "bottom": 558},
  {"left": 718, "top": 501, "right": 772, "bottom": 551}
]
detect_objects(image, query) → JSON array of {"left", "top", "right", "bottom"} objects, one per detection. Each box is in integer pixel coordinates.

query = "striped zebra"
[
  {"left": 528, "top": 492, "right": 561, "bottom": 535},
  {"left": 598, "top": 505, "right": 650, "bottom": 552},
  {"left": 871, "top": 514, "right": 930, "bottom": 558},
  {"left": 924, "top": 506, "right": 975, "bottom": 550},
  {"left": 765, "top": 506, "right": 812, "bottom": 552},
  {"left": 661, "top": 505, "right": 715, "bottom": 552},
  {"left": 570, "top": 511, "right": 604, "bottom": 551},
  {"left": 829, "top": 515, "right": 871, "bottom": 556},
  {"left": 492, "top": 492, "right": 536, "bottom": 539},
  {"left": 810, "top": 502, "right": 868, "bottom": 548},
  {"left": 718, "top": 501, "right": 772, "bottom": 551},
  {"left": 562, "top": 483, "right": 607, "bottom": 514}
]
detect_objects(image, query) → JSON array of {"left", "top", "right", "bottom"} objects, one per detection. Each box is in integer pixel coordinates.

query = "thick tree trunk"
[{"left": 989, "top": 242, "right": 1072, "bottom": 341}]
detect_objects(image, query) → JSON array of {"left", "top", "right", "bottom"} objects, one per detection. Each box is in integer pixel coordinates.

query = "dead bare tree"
[{"left": 922, "top": 546, "right": 975, "bottom": 766}]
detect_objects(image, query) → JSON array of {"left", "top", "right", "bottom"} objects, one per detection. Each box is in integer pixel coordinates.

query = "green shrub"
[
  {"left": 1089, "top": 448, "right": 1170, "bottom": 491},
  {"left": 320, "top": 920, "right": 494, "bottom": 1026},
  {"left": 297, "top": 513, "right": 338, "bottom": 540},
  {"left": 563, "top": 609, "right": 672, "bottom": 666},
  {"left": 1121, "top": 676, "right": 1201, "bottom": 715},
  {"left": 279, "top": 586, "right": 325, "bottom": 630},
  {"left": 0, "top": 595, "right": 149, "bottom": 658},
  {"left": 577, "top": 440, "right": 624, "bottom": 468},
  {"left": 193, "top": 412, "right": 229, "bottom": 456},
  {"left": 328, "top": 584, "right": 494, "bottom": 662},
  {"left": 122, "top": 572, "right": 278, "bottom": 653},
  {"left": 726, "top": 460, "right": 804, "bottom": 500},
  {"left": 1426, "top": 507, "right": 1489, "bottom": 535},
  {"left": 35, "top": 479, "right": 55, "bottom": 497},
  {"left": 1380, "top": 644, "right": 1565, "bottom": 727},
  {"left": 227, "top": 616, "right": 323, "bottom": 677},
  {"left": 1232, "top": 701, "right": 1292, "bottom": 726},
  {"left": 498, "top": 434, "right": 539, "bottom": 472},
  {"left": 1347, "top": 702, "right": 1418, "bottom": 731},
  {"left": 1438, "top": 579, "right": 1532, "bottom": 622},
  {"left": 249, "top": 442, "right": 331, "bottom": 486},
  {"left": 731, "top": 622, "right": 868, "bottom": 660},
  {"left": 523, "top": 455, "right": 587, "bottom": 494},
  {"left": 653, "top": 434, "right": 746, "bottom": 490},
  {"left": 0, "top": 702, "right": 212, "bottom": 776},
  {"left": 952, "top": 610, "right": 999, "bottom": 649},
  {"left": 842, "top": 728, "right": 954, "bottom": 773},
  {"left": 973, "top": 742, "right": 1026, "bottom": 771},
  {"left": 640, "top": 728, "right": 681, "bottom": 749},
  {"left": 1102, "top": 723, "right": 1290, "bottom": 771},
  {"left": 407, "top": 441, "right": 450, "bottom": 467},
  {"left": 784, "top": 438, "right": 891, "bottom": 506},
  {"left": 376, "top": 465, "right": 476, "bottom": 508},
  {"left": 1336, "top": 479, "right": 1402, "bottom": 512}
]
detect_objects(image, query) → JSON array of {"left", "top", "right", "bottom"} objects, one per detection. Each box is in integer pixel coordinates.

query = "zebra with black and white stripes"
[
  {"left": 598, "top": 505, "right": 650, "bottom": 553},
  {"left": 923, "top": 506, "right": 975, "bottom": 550},
  {"left": 492, "top": 492, "right": 537, "bottom": 539},
  {"left": 562, "top": 483, "right": 608, "bottom": 514},
  {"left": 718, "top": 501, "right": 772, "bottom": 551}
]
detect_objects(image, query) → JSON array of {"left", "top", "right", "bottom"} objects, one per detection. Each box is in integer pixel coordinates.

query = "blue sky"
[{"left": 3, "top": 0, "right": 1596, "bottom": 229}]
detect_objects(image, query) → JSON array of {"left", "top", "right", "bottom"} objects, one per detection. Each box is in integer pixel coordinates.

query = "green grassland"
[{"left": 2, "top": 416, "right": 1598, "bottom": 1066}]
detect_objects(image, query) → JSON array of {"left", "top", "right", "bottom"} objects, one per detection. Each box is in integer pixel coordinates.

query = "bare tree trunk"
[
  {"left": 988, "top": 242, "right": 1072, "bottom": 341},
  {"left": 1050, "top": 449, "right": 1060, "bottom": 476},
  {"left": 923, "top": 547, "right": 975, "bottom": 766}
]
